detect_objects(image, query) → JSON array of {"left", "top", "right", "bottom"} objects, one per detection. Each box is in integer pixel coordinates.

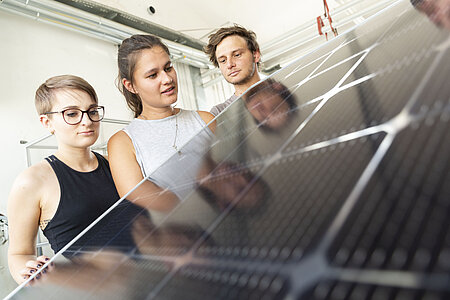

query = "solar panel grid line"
[
  {"left": 371, "top": 2, "right": 415, "bottom": 45},
  {"left": 410, "top": 53, "right": 450, "bottom": 114},
  {"left": 325, "top": 112, "right": 449, "bottom": 290},
  {"left": 331, "top": 72, "right": 377, "bottom": 95},
  {"left": 271, "top": 35, "right": 343, "bottom": 81},
  {"left": 8, "top": 1, "right": 450, "bottom": 299},
  {"left": 294, "top": 93, "right": 324, "bottom": 108},
  {"left": 235, "top": 103, "right": 319, "bottom": 164},
  {"left": 316, "top": 133, "right": 395, "bottom": 255},
  {"left": 286, "top": 253, "right": 330, "bottom": 299},
  {"left": 401, "top": 50, "right": 449, "bottom": 115},
  {"left": 142, "top": 51, "right": 416, "bottom": 292},
  {"left": 205, "top": 98, "right": 312, "bottom": 169},
  {"left": 285, "top": 51, "right": 331, "bottom": 81},
  {"left": 193, "top": 132, "right": 386, "bottom": 265},
  {"left": 185, "top": 168, "right": 272, "bottom": 249},
  {"left": 392, "top": 135, "right": 448, "bottom": 268},
  {"left": 278, "top": 53, "right": 380, "bottom": 158},
  {"left": 282, "top": 124, "right": 384, "bottom": 157},
  {"left": 293, "top": 40, "right": 351, "bottom": 84},
  {"left": 122, "top": 158, "right": 271, "bottom": 262},
  {"left": 435, "top": 36, "right": 450, "bottom": 52},
  {"left": 312, "top": 44, "right": 378, "bottom": 78},
  {"left": 339, "top": 17, "right": 442, "bottom": 85},
  {"left": 354, "top": 127, "right": 442, "bottom": 258},
  {"left": 5, "top": 173, "right": 156, "bottom": 296},
  {"left": 366, "top": 47, "right": 432, "bottom": 85},
  {"left": 280, "top": 0, "right": 402, "bottom": 83},
  {"left": 287, "top": 51, "right": 438, "bottom": 154}
]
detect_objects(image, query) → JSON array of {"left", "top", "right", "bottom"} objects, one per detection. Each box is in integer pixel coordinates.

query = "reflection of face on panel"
[
  {"left": 129, "top": 46, "right": 178, "bottom": 110},
  {"left": 215, "top": 35, "right": 259, "bottom": 86},
  {"left": 45, "top": 90, "right": 100, "bottom": 149},
  {"left": 246, "top": 90, "right": 291, "bottom": 129},
  {"left": 416, "top": 0, "right": 450, "bottom": 30}
]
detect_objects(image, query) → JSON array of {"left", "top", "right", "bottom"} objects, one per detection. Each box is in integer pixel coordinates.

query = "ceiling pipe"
[
  {"left": 0, "top": 0, "right": 212, "bottom": 69},
  {"left": 53, "top": 0, "right": 206, "bottom": 51}
]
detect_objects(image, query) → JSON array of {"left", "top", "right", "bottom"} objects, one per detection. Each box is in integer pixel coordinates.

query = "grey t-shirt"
[
  {"left": 210, "top": 94, "right": 238, "bottom": 116},
  {"left": 122, "top": 109, "right": 214, "bottom": 200}
]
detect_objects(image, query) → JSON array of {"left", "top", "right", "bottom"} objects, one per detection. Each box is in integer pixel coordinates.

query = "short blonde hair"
[{"left": 35, "top": 75, "right": 98, "bottom": 115}]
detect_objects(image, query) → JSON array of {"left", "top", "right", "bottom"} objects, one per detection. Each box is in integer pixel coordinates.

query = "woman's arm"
[
  {"left": 107, "top": 131, "right": 179, "bottom": 212},
  {"left": 7, "top": 168, "right": 48, "bottom": 283},
  {"left": 197, "top": 111, "right": 216, "bottom": 133}
]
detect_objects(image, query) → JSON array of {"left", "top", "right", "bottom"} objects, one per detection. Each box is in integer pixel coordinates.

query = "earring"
[{"left": 50, "top": 130, "right": 55, "bottom": 135}]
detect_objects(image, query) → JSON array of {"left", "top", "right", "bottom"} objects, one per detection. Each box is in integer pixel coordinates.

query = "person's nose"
[
  {"left": 80, "top": 111, "right": 93, "bottom": 125},
  {"left": 161, "top": 70, "right": 174, "bottom": 85},
  {"left": 226, "top": 57, "right": 236, "bottom": 69}
]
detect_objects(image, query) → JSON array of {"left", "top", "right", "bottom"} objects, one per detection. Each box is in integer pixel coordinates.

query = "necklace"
[
  {"left": 139, "top": 110, "right": 181, "bottom": 154},
  {"left": 172, "top": 112, "right": 181, "bottom": 155}
]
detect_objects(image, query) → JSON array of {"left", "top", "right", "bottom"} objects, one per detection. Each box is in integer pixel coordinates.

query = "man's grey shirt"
[{"left": 210, "top": 94, "right": 238, "bottom": 116}]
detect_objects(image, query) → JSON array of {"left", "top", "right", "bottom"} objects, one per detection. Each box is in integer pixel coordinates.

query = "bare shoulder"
[
  {"left": 13, "top": 161, "right": 53, "bottom": 191},
  {"left": 8, "top": 160, "right": 54, "bottom": 207},
  {"left": 197, "top": 111, "right": 216, "bottom": 133},
  {"left": 108, "top": 130, "right": 133, "bottom": 149},
  {"left": 107, "top": 130, "right": 136, "bottom": 160},
  {"left": 197, "top": 111, "right": 215, "bottom": 124}
]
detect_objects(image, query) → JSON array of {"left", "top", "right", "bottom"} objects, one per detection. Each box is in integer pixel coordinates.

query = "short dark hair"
[
  {"left": 245, "top": 78, "right": 297, "bottom": 111},
  {"left": 35, "top": 75, "right": 98, "bottom": 115},
  {"left": 410, "top": 0, "right": 424, "bottom": 6},
  {"left": 204, "top": 24, "right": 261, "bottom": 68}
]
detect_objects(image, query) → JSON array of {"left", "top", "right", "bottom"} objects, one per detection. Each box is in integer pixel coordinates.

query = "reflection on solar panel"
[{"left": 8, "top": 0, "right": 450, "bottom": 299}]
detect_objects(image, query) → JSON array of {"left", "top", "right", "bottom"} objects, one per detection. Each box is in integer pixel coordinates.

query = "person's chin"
[
  {"left": 77, "top": 135, "right": 98, "bottom": 146},
  {"left": 168, "top": 97, "right": 178, "bottom": 106},
  {"left": 75, "top": 142, "right": 96, "bottom": 149},
  {"left": 227, "top": 76, "right": 245, "bottom": 85}
]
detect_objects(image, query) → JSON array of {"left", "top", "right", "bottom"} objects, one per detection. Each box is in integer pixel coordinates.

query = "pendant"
[{"left": 173, "top": 145, "right": 182, "bottom": 155}]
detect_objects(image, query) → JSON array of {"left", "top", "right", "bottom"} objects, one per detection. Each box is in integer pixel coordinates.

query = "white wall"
[
  {"left": 0, "top": 10, "right": 134, "bottom": 295},
  {"left": 0, "top": 10, "right": 133, "bottom": 215}
]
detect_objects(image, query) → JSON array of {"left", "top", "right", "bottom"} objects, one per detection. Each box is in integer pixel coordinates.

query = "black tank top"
[{"left": 43, "top": 152, "right": 145, "bottom": 256}]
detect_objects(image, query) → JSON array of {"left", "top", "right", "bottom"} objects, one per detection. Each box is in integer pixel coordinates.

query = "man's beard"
[{"left": 228, "top": 63, "right": 256, "bottom": 86}]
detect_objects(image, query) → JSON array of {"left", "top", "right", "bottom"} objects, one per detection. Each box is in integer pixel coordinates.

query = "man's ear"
[
  {"left": 253, "top": 50, "right": 261, "bottom": 64},
  {"left": 40, "top": 114, "right": 54, "bottom": 134},
  {"left": 122, "top": 78, "right": 137, "bottom": 94}
]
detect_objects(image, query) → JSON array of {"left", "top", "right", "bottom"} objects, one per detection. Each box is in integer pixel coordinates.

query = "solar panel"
[{"left": 8, "top": 0, "right": 450, "bottom": 299}]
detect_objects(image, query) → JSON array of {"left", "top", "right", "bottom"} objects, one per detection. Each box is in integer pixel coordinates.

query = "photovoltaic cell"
[
  {"left": 156, "top": 265, "right": 288, "bottom": 300},
  {"left": 329, "top": 113, "right": 450, "bottom": 272},
  {"left": 8, "top": 0, "right": 450, "bottom": 299},
  {"left": 283, "top": 54, "right": 435, "bottom": 152},
  {"left": 302, "top": 281, "right": 450, "bottom": 300},
  {"left": 196, "top": 133, "right": 385, "bottom": 263}
]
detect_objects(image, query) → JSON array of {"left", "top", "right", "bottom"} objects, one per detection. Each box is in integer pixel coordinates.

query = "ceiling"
[
  {"left": 0, "top": 0, "right": 398, "bottom": 72},
  {"left": 86, "top": 0, "right": 397, "bottom": 70},
  {"left": 91, "top": 0, "right": 376, "bottom": 44}
]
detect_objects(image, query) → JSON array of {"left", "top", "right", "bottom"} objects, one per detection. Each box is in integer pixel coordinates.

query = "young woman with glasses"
[{"left": 7, "top": 75, "right": 143, "bottom": 284}]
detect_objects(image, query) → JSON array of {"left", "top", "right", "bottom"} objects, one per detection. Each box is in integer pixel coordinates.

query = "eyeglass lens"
[{"left": 63, "top": 107, "right": 104, "bottom": 125}]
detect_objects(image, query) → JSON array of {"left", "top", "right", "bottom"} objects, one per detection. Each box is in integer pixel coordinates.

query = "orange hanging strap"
[
  {"left": 317, "top": 16, "right": 325, "bottom": 35},
  {"left": 323, "top": 0, "right": 338, "bottom": 37},
  {"left": 317, "top": 0, "right": 337, "bottom": 39},
  {"left": 323, "top": 0, "right": 329, "bottom": 17}
]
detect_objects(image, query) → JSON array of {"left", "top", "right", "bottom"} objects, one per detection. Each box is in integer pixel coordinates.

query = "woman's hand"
[{"left": 19, "top": 255, "right": 53, "bottom": 284}]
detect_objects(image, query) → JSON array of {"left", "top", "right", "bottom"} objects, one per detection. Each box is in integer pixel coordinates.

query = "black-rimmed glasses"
[{"left": 44, "top": 106, "right": 105, "bottom": 125}]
